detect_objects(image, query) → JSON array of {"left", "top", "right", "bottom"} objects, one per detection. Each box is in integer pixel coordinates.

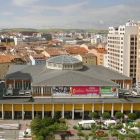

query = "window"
[
  {"left": 33, "top": 87, "right": 41, "bottom": 94},
  {"left": 43, "top": 87, "right": 51, "bottom": 94}
]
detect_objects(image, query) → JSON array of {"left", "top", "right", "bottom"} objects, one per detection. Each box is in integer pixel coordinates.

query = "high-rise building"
[
  {"left": 136, "top": 23, "right": 140, "bottom": 87},
  {"left": 108, "top": 20, "right": 137, "bottom": 85}
]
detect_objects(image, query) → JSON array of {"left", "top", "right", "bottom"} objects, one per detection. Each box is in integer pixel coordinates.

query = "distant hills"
[{"left": 2, "top": 28, "right": 108, "bottom": 34}]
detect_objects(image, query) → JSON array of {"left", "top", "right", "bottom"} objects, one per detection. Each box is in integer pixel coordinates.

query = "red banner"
[{"left": 69, "top": 86, "right": 100, "bottom": 95}]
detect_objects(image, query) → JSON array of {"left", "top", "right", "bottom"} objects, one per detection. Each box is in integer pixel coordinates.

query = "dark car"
[{"left": 110, "top": 117, "right": 117, "bottom": 120}]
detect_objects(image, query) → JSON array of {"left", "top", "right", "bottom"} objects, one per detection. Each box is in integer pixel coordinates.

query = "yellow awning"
[{"left": 44, "top": 104, "right": 52, "bottom": 111}]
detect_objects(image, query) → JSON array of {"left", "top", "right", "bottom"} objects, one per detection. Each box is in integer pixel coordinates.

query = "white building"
[{"left": 108, "top": 20, "right": 137, "bottom": 83}]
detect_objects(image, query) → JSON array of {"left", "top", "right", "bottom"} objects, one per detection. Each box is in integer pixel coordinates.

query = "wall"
[{"left": 0, "top": 62, "right": 15, "bottom": 80}]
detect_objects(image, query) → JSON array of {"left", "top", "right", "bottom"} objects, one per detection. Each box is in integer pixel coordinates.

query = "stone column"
[
  {"left": 62, "top": 104, "right": 64, "bottom": 118},
  {"left": 22, "top": 104, "right": 24, "bottom": 120},
  {"left": 123, "top": 80, "right": 125, "bottom": 89},
  {"left": 72, "top": 104, "right": 74, "bottom": 120},
  {"left": 41, "top": 87, "right": 43, "bottom": 97},
  {"left": 22, "top": 80, "right": 24, "bottom": 89},
  {"left": 111, "top": 103, "right": 114, "bottom": 117},
  {"left": 121, "top": 103, "right": 123, "bottom": 113},
  {"left": 131, "top": 103, "right": 133, "bottom": 113},
  {"left": 14, "top": 80, "right": 15, "bottom": 89},
  {"left": 42, "top": 104, "right": 44, "bottom": 119},
  {"left": 2, "top": 104, "right": 4, "bottom": 120},
  {"left": 92, "top": 104, "right": 94, "bottom": 112},
  {"left": 12, "top": 104, "right": 14, "bottom": 120},
  {"left": 52, "top": 104, "right": 54, "bottom": 118},
  {"left": 82, "top": 104, "right": 84, "bottom": 120},
  {"left": 102, "top": 103, "right": 104, "bottom": 114},
  {"left": 32, "top": 104, "right": 34, "bottom": 120}
]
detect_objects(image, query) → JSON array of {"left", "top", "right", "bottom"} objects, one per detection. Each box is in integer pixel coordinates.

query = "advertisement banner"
[
  {"left": 69, "top": 86, "right": 100, "bottom": 96},
  {"left": 100, "top": 87, "right": 118, "bottom": 96},
  {"left": 52, "top": 86, "right": 100, "bottom": 96}
]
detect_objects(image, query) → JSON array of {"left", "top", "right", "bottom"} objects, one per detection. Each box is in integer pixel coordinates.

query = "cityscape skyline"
[{"left": 1, "top": 0, "right": 140, "bottom": 29}]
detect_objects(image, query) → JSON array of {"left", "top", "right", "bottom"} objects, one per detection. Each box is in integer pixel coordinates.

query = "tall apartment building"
[
  {"left": 108, "top": 20, "right": 137, "bottom": 85},
  {"left": 136, "top": 23, "right": 140, "bottom": 87}
]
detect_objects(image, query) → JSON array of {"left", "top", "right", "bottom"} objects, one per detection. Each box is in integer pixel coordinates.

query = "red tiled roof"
[
  {"left": 0, "top": 55, "right": 13, "bottom": 63},
  {"left": 65, "top": 47, "right": 88, "bottom": 54},
  {"left": 95, "top": 48, "right": 107, "bottom": 53}
]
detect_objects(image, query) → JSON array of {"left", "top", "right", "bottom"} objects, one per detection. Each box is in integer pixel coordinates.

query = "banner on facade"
[
  {"left": 52, "top": 86, "right": 100, "bottom": 96},
  {"left": 100, "top": 87, "right": 118, "bottom": 96},
  {"left": 69, "top": 86, "right": 100, "bottom": 96}
]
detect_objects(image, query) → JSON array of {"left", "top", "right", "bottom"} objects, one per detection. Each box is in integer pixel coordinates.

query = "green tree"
[
  {"left": 89, "top": 112, "right": 98, "bottom": 120},
  {"left": 118, "top": 134, "right": 125, "bottom": 140},
  {"left": 30, "top": 114, "right": 42, "bottom": 136},
  {"left": 102, "top": 112, "right": 110, "bottom": 119},
  {"left": 77, "top": 131, "right": 84, "bottom": 140},
  {"left": 115, "top": 112, "right": 124, "bottom": 119},
  {"left": 128, "top": 113, "right": 137, "bottom": 121},
  {"left": 84, "top": 134, "right": 89, "bottom": 140}
]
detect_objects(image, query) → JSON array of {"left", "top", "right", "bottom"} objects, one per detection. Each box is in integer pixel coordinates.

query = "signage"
[
  {"left": 69, "top": 86, "right": 99, "bottom": 96},
  {"left": 100, "top": 87, "right": 118, "bottom": 96},
  {"left": 52, "top": 86, "right": 100, "bottom": 96}
]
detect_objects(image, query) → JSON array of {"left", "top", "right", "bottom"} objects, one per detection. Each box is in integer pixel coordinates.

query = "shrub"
[
  {"left": 59, "top": 118, "right": 65, "bottom": 123},
  {"left": 102, "top": 112, "right": 110, "bottom": 119},
  {"left": 89, "top": 112, "right": 98, "bottom": 119},
  {"left": 73, "top": 125, "right": 77, "bottom": 129},
  {"left": 128, "top": 113, "right": 137, "bottom": 121},
  {"left": 115, "top": 112, "right": 124, "bottom": 119}
]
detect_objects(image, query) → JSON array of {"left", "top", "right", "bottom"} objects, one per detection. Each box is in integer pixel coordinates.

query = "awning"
[{"left": 74, "top": 110, "right": 83, "bottom": 112}]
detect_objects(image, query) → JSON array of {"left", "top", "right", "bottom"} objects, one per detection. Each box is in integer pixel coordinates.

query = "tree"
[
  {"left": 128, "top": 113, "right": 137, "bottom": 121},
  {"left": 89, "top": 112, "right": 98, "bottom": 120},
  {"left": 77, "top": 131, "right": 84, "bottom": 140},
  {"left": 84, "top": 134, "right": 89, "bottom": 140},
  {"left": 115, "top": 112, "right": 124, "bottom": 119},
  {"left": 102, "top": 112, "right": 110, "bottom": 119},
  {"left": 30, "top": 114, "right": 43, "bottom": 136}
]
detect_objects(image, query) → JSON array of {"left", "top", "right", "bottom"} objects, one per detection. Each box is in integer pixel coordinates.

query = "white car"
[{"left": 19, "top": 90, "right": 25, "bottom": 95}]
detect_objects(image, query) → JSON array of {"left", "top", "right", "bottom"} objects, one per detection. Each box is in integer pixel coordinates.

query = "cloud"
[
  {"left": 1, "top": 12, "right": 14, "bottom": 15},
  {"left": 1, "top": 0, "right": 140, "bottom": 29},
  {"left": 12, "top": 0, "right": 41, "bottom": 7}
]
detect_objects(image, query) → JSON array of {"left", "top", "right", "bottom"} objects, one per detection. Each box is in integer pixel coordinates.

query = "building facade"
[
  {"left": 108, "top": 20, "right": 137, "bottom": 84},
  {"left": 1, "top": 55, "right": 134, "bottom": 120}
]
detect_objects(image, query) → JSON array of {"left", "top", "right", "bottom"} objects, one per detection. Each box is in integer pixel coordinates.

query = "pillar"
[
  {"left": 92, "top": 104, "right": 94, "bottom": 112},
  {"left": 62, "top": 104, "right": 64, "bottom": 118},
  {"left": 12, "top": 104, "right": 14, "bottom": 120},
  {"left": 121, "top": 103, "right": 123, "bottom": 113},
  {"left": 22, "top": 80, "right": 24, "bottom": 89},
  {"left": 32, "top": 104, "right": 34, "bottom": 120},
  {"left": 41, "top": 87, "right": 43, "bottom": 97},
  {"left": 42, "top": 104, "right": 44, "bottom": 119},
  {"left": 52, "top": 104, "right": 54, "bottom": 118},
  {"left": 72, "top": 104, "right": 74, "bottom": 120},
  {"left": 111, "top": 103, "right": 114, "bottom": 117},
  {"left": 14, "top": 80, "right": 15, "bottom": 89},
  {"left": 123, "top": 80, "right": 125, "bottom": 89},
  {"left": 22, "top": 104, "right": 24, "bottom": 120},
  {"left": 131, "top": 103, "right": 133, "bottom": 113},
  {"left": 2, "top": 104, "right": 4, "bottom": 120},
  {"left": 102, "top": 103, "right": 104, "bottom": 114},
  {"left": 82, "top": 104, "right": 84, "bottom": 119}
]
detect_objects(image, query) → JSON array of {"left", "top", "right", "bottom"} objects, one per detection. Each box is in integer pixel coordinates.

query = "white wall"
[{"left": 29, "top": 55, "right": 35, "bottom": 65}]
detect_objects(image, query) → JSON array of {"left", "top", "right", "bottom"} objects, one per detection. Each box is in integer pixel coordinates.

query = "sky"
[{"left": 0, "top": 0, "right": 140, "bottom": 30}]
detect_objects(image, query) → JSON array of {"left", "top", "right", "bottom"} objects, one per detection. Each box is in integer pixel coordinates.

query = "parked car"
[
  {"left": 77, "top": 120, "right": 96, "bottom": 128},
  {"left": 19, "top": 90, "right": 25, "bottom": 95},
  {"left": 110, "top": 117, "right": 117, "bottom": 120},
  {"left": 101, "top": 120, "right": 117, "bottom": 129},
  {"left": 96, "top": 131, "right": 105, "bottom": 136},
  {"left": 60, "top": 130, "right": 71, "bottom": 136},
  {"left": 23, "top": 128, "right": 31, "bottom": 137}
]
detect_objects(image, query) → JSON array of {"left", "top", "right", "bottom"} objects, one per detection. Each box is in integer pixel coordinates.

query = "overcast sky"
[{"left": 1, "top": 0, "right": 140, "bottom": 30}]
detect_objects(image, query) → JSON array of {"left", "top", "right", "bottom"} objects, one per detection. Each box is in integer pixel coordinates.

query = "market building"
[{"left": 0, "top": 55, "right": 138, "bottom": 120}]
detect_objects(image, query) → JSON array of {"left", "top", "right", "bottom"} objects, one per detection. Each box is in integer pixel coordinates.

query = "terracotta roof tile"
[{"left": 65, "top": 47, "right": 88, "bottom": 54}]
